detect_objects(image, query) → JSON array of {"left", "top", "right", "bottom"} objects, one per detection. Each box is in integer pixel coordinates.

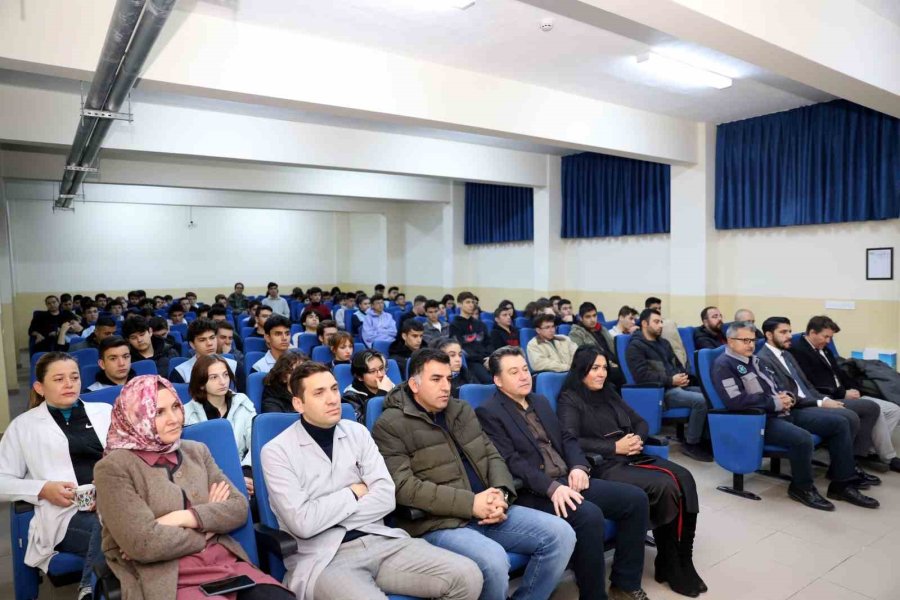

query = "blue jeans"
[
  {"left": 664, "top": 386, "right": 708, "bottom": 444},
  {"left": 423, "top": 505, "right": 576, "bottom": 600},
  {"left": 55, "top": 511, "right": 103, "bottom": 590}
]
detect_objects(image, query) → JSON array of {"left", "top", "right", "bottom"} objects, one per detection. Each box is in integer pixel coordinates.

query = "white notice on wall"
[{"left": 867, "top": 248, "right": 893, "bottom": 280}]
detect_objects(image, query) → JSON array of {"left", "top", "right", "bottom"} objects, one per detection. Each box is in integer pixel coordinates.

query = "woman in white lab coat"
[{"left": 0, "top": 352, "right": 112, "bottom": 600}]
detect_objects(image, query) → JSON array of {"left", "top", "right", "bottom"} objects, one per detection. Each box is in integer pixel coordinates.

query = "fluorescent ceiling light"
[{"left": 636, "top": 52, "right": 733, "bottom": 89}]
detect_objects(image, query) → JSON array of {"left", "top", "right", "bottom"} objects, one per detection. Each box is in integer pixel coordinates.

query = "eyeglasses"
[
  {"left": 729, "top": 337, "right": 756, "bottom": 344},
  {"left": 366, "top": 366, "right": 386, "bottom": 375}
]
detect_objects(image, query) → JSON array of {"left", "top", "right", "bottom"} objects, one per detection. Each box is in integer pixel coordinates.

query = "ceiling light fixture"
[{"left": 636, "top": 52, "right": 733, "bottom": 89}]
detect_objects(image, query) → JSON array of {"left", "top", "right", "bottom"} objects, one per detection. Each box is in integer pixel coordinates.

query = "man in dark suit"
[
  {"left": 789, "top": 315, "right": 900, "bottom": 473},
  {"left": 757, "top": 316, "right": 881, "bottom": 486},
  {"left": 475, "top": 346, "right": 650, "bottom": 600}
]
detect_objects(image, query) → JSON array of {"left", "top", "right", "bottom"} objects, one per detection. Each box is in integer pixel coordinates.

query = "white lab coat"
[{"left": 0, "top": 400, "right": 112, "bottom": 571}]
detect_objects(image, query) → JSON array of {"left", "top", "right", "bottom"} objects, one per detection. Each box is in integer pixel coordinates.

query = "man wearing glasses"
[
  {"left": 526, "top": 314, "right": 578, "bottom": 373},
  {"left": 712, "top": 321, "right": 878, "bottom": 511}
]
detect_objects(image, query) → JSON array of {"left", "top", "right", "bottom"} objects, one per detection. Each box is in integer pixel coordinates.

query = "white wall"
[
  {"left": 400, "top": 205, "right": 445, "bottom": 288},
  {"left": 347, "top": 212, "right": 388, "bottom": 286},
  {"left": 7, "top": 199, "right": 339, "bottom": 292},
  {"left": 563, "top": 235, "right": 671, "bottom": 293},
  {"left": 462, "top": 243, "right": 536, "bottom": 291}
]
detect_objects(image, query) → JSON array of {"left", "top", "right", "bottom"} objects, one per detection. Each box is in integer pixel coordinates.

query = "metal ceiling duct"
[{"left": 57, "top": 0, "right": 178, "bottom": 208}]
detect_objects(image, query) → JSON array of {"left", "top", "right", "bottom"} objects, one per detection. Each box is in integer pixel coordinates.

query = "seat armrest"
[
  {"left": 584, "top": 453, "right": 604, "bottom": 468},
  {"left": 644, "top": 435, "right": 668, "bottom": 447},
  {"left": 394, "top": 506, "right": 427, "bottom": 521},
  {"left": 254, "top": 523, "right": 298, "bottom": 558}
]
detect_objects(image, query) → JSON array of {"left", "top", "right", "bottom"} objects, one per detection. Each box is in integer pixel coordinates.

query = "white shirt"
[
  {"left": 262, "top": 296, "right": 290, "bottom": 318},
  {"left": 253, "top": 350, "right": 277, "bottom": 374},
  {"left": 175, "top": 355, "right": 238, "bottom": 383},
  {"left": 609, "top": 325, "right": 624, "bottom": 337}
]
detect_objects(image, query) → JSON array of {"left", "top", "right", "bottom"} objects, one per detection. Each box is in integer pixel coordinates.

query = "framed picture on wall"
[{"left": 866, "top": 247, "right": 893, "bottom": 280}]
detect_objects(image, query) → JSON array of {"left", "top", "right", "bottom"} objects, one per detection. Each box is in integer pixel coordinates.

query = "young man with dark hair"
[
  {"left": 149, "top": 316, "right": 182, "bottom": 355},
  {"left": 626, "top": 309, "right": 712, "bottom": 462},
  {"left": 253, "top": 314, "right": 293, "bottom": 374},
  {"left": 644, "top": 297, "right": 662, "bottom": 310},
  {"left": 609, "top": 306, "right": 639, "bottom": 338},
  {"left": 361, "top": 294, "right": 397, "bottom": 347},
  {"left": 167, "top": 303, "right": 186, "bottom": 327},
  {"left": 476, "top": 346, "right": 651, "bottom": 600},
  {"left": 86, "top": 336, "right": 136, "bottom": 392},
  {"left": 399, "top": 295, "right": 427, "bottom": 326},
  {"left": 489, "top": 305, "right": 519, "bottom": 349},
  {"left": 387, "top": 286, "right": 400, "bottom": 302},
  {"left": 94, "top": 293, "right": 108, "bottom": 311},
  {"left": 374, "top": 283, "right": 386, "bottom": 296},
  {"left": 713, "top": 322, "right": 878, "bottom": 510},
  {"left": 262, "top": 281, "right": 290, "bottom": 318},
  {"left": 260, "top": 361, "right": 481, "bottom": 600},
  {"left": 185, "top": 291, "right": 200, "bottom": 309},
  {"left": 69, "top": 316, "right": 117, "bottom": 352},
  {"left": 374, "top": 348, "right": 576, "bottom": 600},
  {"left": 393, "top": 292, "right": 407, "bottom": 312},
  {"left": 568, "top": 302, "right": 625, "bottom": 388},
  {"left": 557, "top": 299, "right": 574, "bottom": 324},
  {"left": 29, "top": 294, "right": 80, "bottom": 352},
  {"left": 250, "top": 305, "right": 274, "bottom": 338},
  {"left": 170, "top": 318, "right": 237, "bottom": 384},
  {"left": 77, "top": 303, "right": 100, "bottom": 339},
  {"left": 526, "top": 314, "right": 578, "bottom": 373},
  {"left": 209, "top": 305, "right": 243, "bottom": 352},
  {"left": 227, "top": 282, "right": 248, "bottom": 313},
  {"left": 316, "top": 319, "right": 340, "bottom": 347},
  {"left": 215, "top": 320, "right": 244, "bottom": 365},
  {"left": 388, "top": 320, "right": 424, "bottom": 364},
  {"left": 789, "top": 316, "right": 900, "bottom": 472},
  {"left": 352, "top": 295, "right": 370, "bottom": 335},
  {"left": 421, "top": 299, "right": 448, "bottom": 344},
  {"left": 332, "top": 293, "right": 356, "bottom": 330},
  {"left": 107, "top": 300, "right": 125, "bottom": 322},
  {"left": 693, "top": 306, "right": 726, "bottom": 350},
  {"left": 449, "top": 291, "right": 493, "bottom": 383},
  {"left": 304, "top": 286, "right": 333, "bottom": 321},
  {"left": 123, "top": 316, "right": 178, "bottom": 376}
]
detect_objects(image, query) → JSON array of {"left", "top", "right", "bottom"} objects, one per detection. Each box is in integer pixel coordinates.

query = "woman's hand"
[
  {"left": 208, "top": 481, "right": 231, "bottom": 503},
  {"left": 38, "top": 481, "right": 76, "bottom": 507},
  {"left": 244, "top": 477, "right": 255, "bottom": 496},
  {"left": 614, "top": 434, "right": 643, "bottom": 456},
  {"left": 155, "top": 510, "right": 195, "bottom": 528}
]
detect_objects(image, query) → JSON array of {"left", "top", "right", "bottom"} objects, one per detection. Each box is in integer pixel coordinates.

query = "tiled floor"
[{"left": 3, "top": 355, "right": 900, "bottom": 600}]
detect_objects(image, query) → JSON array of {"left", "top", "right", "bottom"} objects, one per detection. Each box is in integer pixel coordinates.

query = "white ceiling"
[{"left": 188, "top": 0, "right": 832, "bottom": 124}]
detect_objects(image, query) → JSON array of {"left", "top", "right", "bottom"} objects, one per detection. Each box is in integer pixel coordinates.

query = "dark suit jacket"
[
  {"left": 757, "top": 344, "right": 825, "bottom": 408},
  {"left": 788, "top": 336, "right": 851, "bottom": 399},
  {"left": 475, "top": 391, "right": 587, "bottom": 498}
]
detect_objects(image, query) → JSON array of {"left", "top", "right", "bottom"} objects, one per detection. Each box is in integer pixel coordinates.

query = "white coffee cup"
[{"left": 73, "top": 484, "right": 96, "bottom": 511}]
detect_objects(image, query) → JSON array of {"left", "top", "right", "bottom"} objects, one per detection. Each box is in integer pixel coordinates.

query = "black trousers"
[
  {"left": 599, "top": 457, "right": 699, "bottom": 529},
  {"left": 518, "top": 478, "right": 649, "bottom": 599},
  {"left": 840, "top": 398, "right": 880, "bottom": 457}
]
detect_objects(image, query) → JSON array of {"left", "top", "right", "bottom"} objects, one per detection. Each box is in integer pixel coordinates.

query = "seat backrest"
[
  {"left": 296, "top": 333, "right": 318, "bottom": 355},
  {"left": 678, "top": 327, "right": 697, "bottom": 375},
  {"left": 519, "top": 328, "right": 537, "bottom": 348},
  {"left": 558, "top": 324, "right": 572, "bottom": 336},
  {"left": 791, "top": 332, "right": 839, "bottom": 357},
  {"left": 480, "top": 312, "right": 495, "bottom": 323},
  {"left": 246, "top": 371, "right": 267, "bottom": 413},
  {"left": 534, "top": 372, "right": 566, "bottom": 412},
  {"left": 70, "top": 348, "right": 99, "bottom": 369},
  {"left": 334, "top": 364, "right": 353, "bottom": 392},
  {"left": 311, "top": 346, "right": 333, "bottom": 363},
  {"left": 244, "top": 337, "right": 268, "bottom": 354},
  {"left": 386, "top": 359, "right": 402, "bottom": 384},
  {"left": 131, "top": 359, "right": 157, "bottom": 377},
  {"left": 182, "top": 420, "right": 257, "bottom": 565},
  {"left": 168, "top": 356, "right": 189, "bottom": 378},
  {"left": 615, "top": 334, "right": 635, "bottom": 384},
  {"left": 240, "top": 327, "right": 256, "bottom": 340},
  {"left": 170, "top": 323, "right": 188, "bottom": 338},
  {"left": 79, "top": 365, "right": 101, "bottom": 392},
  {"left": 373, "top": 340, "right": 392, "bottom": 356},
  {"left": 82, "top": 385, "right": 123, "bottom": 406},
  {"left": 514, "top": 316, "right": 531, "bottom": 329},
  {"left": 365, "top": 395, "right": 386, "bottom": 431},
  {"left": 458, "top": 384, "right": 496, "bottom": 410},
  {"left": 341, "top": 403, "right": 356, "bottom": 420},
  {"left": 172, "top": 383, "right": 192, "bottom": 405},
  {"left": 697, "top": 346, "right": 728, "bottom": 410},
  {"left": 244, "top": 351, "right": 265, "bottom": 381}
]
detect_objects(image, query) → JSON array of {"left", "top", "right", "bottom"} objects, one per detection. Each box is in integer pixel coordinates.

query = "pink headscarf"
[{"left": 106, "top": 375, "right": 184, "bottom": 454}]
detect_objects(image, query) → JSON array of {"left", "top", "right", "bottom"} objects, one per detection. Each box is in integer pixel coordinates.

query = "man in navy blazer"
[{"left": 475, "top": 346, "right": 650, "bottom": 600}]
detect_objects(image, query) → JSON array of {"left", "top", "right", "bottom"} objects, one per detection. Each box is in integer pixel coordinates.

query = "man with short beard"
[{"left": 693, "top": 306, "right": 727, "bottom": 350}]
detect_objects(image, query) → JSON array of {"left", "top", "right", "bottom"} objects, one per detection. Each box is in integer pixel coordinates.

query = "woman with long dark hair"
[
  {"left": 261, "top": 351, "right": 307, "bottom": 413},
  {"left": 558, "top": 346, "right": 705, "bottom": 597}
]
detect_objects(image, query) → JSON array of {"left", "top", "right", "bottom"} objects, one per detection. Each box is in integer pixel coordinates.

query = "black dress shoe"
[
  {"left": 854, "top": 467, "right": 881, "bottom": 486},
  {"left": 827, "top": 483, "right": 880, "bottom": 509},
  {"left": 890, "top": 458, "right": 900, "bottom": 473},
  {"left": 788, "top": 485, "right": 835, "bottom": 511},
  {"left": 857, "top": 455, "right": 890, "bottom": 473},
  {"left": 681, "top": 442, "right": 714, "bottom": 462}
]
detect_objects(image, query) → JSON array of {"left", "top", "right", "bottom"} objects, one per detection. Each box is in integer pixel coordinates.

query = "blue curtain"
[
  {"left": 561, "top": 152, "right": 670, "bottom": 238},
  {"left": 464, "top": 182, "right": 534, "bottom": 245},
  {"left": 716, "top": 99, "right": 900, "bottom": 229}
]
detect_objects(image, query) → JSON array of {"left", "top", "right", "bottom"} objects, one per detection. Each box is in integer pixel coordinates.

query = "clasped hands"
[{"left": 473, "top": 487, "right": 509, "bottom": 525}]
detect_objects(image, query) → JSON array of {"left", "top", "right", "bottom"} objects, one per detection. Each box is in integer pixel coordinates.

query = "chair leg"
[
  {"left": 757, "top": 456, "right": 792, "bottom": 482},
  {"left": 716, "top": 473, "right": 762, "bottom": 501}
]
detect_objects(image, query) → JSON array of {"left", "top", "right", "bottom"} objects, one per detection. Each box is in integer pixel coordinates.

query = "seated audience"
[
  {"left": 29, "top": 295, "right": 79, "bottom": 352},
  {"left": 291, "top": 287, "right": 306, "bottom": 303},
  {"left": 316, "top": 319, "right": 340, "bottom": 348},
  {"left": 123, "top": 316, "right": 177, "bottom": 376},
  {"left": 249, "top": 305, "right": 273, "bottom": 338},
  {"left": 489, "top": 305, "right": 519, "bottom": 349},
  {"left": 246, "top": 300, "right": 262, "bottom": 328},
  {"left": 260, "top": 362, "right": 483, "bottom": 600},
  {"left": 196, "top": 306, "right": 210, "bottom": 320},
  {"left": 440, "top": 293, "right": 457, "bottom": 317},
  {"left": 167, "top": 303, "right": 186, "bottom": 327},
  {"left": 393, "top": 292, "right": 408, "bottom": 312},
  {"left": 149, "top": 316, "right": 182, "bottom": 355},
  {"left": 253, "top": 314, "right": 293, "bottom": 374},
  {"left": 332, "top": 293, "right": 356, "bottom": 330},
  {"left": 526, "top": 314, "right": 578, "bottom": 373},
  {"left": 69, "top": 316, "right": 117, "bottom": 352},
  {"left": 388, "top": 319, "right": 425, "bottom": 364},
  {"left": 399, "top": 295, "right": 427, "bottom": 326},
  {"left": 757, "top": 317, "right": 884, "bottom": 482},
  {"left": 87, "top": 336, "right": 136, "bottom": 392},
  {"left": 77, "top": 303, "right": 99, "bottom": 339},
  {"left": 262, "top": 281, "right": 290, "bottom": 318},
  {"left": 95, "top": 376, "right": 291, "bottom": 600},
  {"left": 341, "top": 349, "right": 395, "bottom": 423},
  {"left": 262, "top": 351, "right": 308, "bottom": 413},
  {"left": 186, "top": 355, "right": 256, "bottom": 494},
  {"left": 210, "top": 305, "right": 243, "bottom": 351},
  {"left": 59, "top": 293, "right": 77, "bottom": 314},
  {"left": 94, "top": 293, "right": 108, "bottom": 311},
  {"left": 361, "top": 294, "right": 397, "bottom": 347},
  {"left": 108, "top": 300, "right": 125, "bottom": 322},
  {"left": 734, "top": 308, "right": 764, "bottom": 340},
  {"left": 449, "top": 291, "right": 493, "bottom": 383},
  {"left": 170, "top": 318, "right": 238, "bottom": 384},
  {"left": 693, "top": 306, "right": 726, "bottom": 350},
  {"left": 644, "top": 297, "right": 688, "bottom": 367},
  {"left": 432, "top": 337, "right": 479, "bottom": 397},
  {"left": 559, "top": 347, "right": 705, "bottom": 596},
  {"left": 609, "top": 306, "right": 639, "bottom": 338},
  {"left": 476, "top": 346, "right": 651, "bottom": 600},
  {"left": 328, "top": 331, "right": 355, "bottom": 368},
  {"left": 352, "top": 295, "right": 370, "bottom": 335},
  {"left": 387, "top": 286, "right": 400, "bottom": 303},
  {"left": 789, "top": 316, "right": 900, "bottom": 473},
  {"left": 713, "top": 322, "right": 878, "bottom": 510},
  {"left": 568, "top": 302, "right": 626, "bottom": 388},
  {"left": 421, "top": 299, "right": 449, "bottom": 343},
  {"left": 227, "top": 281, "right": 248, "bottom": 313},
  {"left": 304, "top": 286, "right": 333, "bottom": 321},
  {"left": 374, "top": 283, "right": 386, "bottom": 297},
  {"left": 185, "top": 291, "right": 201, "bottom": 309},
  {"left": 374, "top": 348, "right": 577, "bottom": 600},
  {"left": 627, "top": 308, "right": 712, "bottom": 462},
  {"left": 557, "top": 298, "right": 575, "bottom": 324},
  {"left": 298, "top": 309, "right": 320, "bottom": 335},
  {"left": 214, "top": 294, "right": 228, "bottom": 308},
  {"left": 0, "top": 352, "right": 112, "bottom": 600},
  {"left": 216, "top": 321, "right": 244, "bottom": 367}
]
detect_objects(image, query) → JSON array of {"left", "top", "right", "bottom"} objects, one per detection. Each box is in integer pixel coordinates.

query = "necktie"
[{"left": 783, "top": 355, "right": 809, "bottom": 399}]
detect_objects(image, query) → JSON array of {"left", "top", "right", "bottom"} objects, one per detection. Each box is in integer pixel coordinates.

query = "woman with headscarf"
[
  {"left": 93, "top": 375, "right": 292, "bottom": 600},
  {"left": 558, "top": 346, "right": 705, "bottom": 598}
]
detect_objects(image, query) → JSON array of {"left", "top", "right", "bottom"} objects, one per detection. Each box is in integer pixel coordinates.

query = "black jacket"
[
  {"left": 693, "top": 326, "right": 726, "bottom": 350},
  {"left": 625, "top": 334, "right": 688, "bottom": 388},
  {"left": 341, "top": 379, "right": 387, "bottom": 423},
  {"left": 489, "top": 325, "right": 520, "bottom": 350},
  {"left": 130, "top": 335, "right": 178, "bottom": 377},
  {"left": 262, "top": 383, "right": 295, "bottom": 414},
  {"left": 756, "top": 345, "right": 825, "bottom": 408},
  {"left": 450, "top": 366, "right": 479, "bottom": 398},
  {"left": 788, "top": 336, "right": 853, "bottom": 399},
  {"left": 450, "top": 316, "right": 492, "bottom": 361},
  {"left": 388, "top": 339, "right": 415, "bottom": 365},
  {"left": 476, "top": 390, "right": 588, "bottom": 498}
]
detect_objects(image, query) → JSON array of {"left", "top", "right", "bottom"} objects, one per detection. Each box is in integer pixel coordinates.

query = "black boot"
[
  {"left": 680, "top": 512, "right": 707, "bottom": 593},
  {"left": 654, "top": 521, "right": 699, "bottom": 597}
]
